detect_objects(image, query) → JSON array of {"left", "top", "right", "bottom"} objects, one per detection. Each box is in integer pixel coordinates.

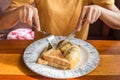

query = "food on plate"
[
  {"left": 58, "top": 40, "right": 73, "bottom": 53},
  {"left": 38, "top": 48, "right": 71, "bottom": 69},
  {"left": 63, "top": 45, "right": 81, "bottom": 69},
  {"left": 37, "top": 40, "right": 81, "bottom": 70}
]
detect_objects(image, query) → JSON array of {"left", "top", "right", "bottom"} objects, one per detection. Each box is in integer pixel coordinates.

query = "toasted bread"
[
  {"left": 37, "top": 47, "right": 71, "bottom": 69},
  {"left": 63, "top": 45, "right": 81, "bottom": 69},
  {"left": 37, "top": 40, "right": 81, "bottom": 70},
  {"left": 58, "top": 40, "right": 81, "bottom": 69},
  {"left": 58, "top": 40, "right": 72, "bottom": 53},
  {"left": 37, "top": 58, "right": 48, "bottom": 65}
]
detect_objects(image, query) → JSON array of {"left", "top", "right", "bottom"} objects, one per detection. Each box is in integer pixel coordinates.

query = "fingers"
[
  {"left": 19, "top": 5, "right": 27, "bottom": 23},
  {"left": 90, "top": 8, "right": 100, "bottom": 24},
  {"left": 86, "top": 5, "right": 101, "bottom": 24},
  {"left": 23, "top": 5, "right": 27, "bottom": 23},
  {"left": 19, "top": 5, "right": 41, "bottom": 31},
  {"left": 33, "top": 8, "right": 41, "bottom": 31},
  {"left": 86, "top": 7, "right": 93, "bottom": 23},
  {"left": 26, "top": 7, "right": 33, "bottom": 26},
  {"left": 19, "top": 8, "right": 23, "bottom": 22},
  {"left": 77, "top": 5, "right": 101, "bottom": 31},
  {"left": 91, "top": 8, "right": 97, "bottom": 23},
  {"left": 77, "top": 6, "right": 87, "bottom": 31}
]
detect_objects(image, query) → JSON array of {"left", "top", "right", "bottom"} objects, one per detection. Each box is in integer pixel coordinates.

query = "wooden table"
[{"left": 0, "top": 40, "right": 120, "bottom": 80}]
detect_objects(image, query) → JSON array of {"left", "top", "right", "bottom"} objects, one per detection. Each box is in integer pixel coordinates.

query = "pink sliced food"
[{"left": 7, "top": 28, "right": 34, "bottom": 40}]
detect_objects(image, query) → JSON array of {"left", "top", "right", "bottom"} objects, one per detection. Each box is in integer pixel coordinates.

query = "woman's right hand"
[{"left": 18, "top": 4, "right": 40, "bottom": 31}]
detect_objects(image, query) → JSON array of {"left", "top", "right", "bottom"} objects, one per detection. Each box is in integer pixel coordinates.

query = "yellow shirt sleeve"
[
  {"left": 91, "top": 0, "right": 114, "bottom": 7},
  {"left": 10, "top": 0, "right": 34, "bottom": 7}
]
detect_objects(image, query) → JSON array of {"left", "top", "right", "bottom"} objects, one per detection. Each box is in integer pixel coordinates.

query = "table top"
[{"left": 0, "top": 39, "right": 120, "bottom": 80}]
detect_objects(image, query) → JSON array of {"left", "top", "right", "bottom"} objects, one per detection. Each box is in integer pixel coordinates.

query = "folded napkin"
[{"left": 7, "top": 28, "right": 34, "bottom": 40}]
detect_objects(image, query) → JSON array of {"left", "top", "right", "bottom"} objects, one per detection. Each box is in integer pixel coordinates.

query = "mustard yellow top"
[{"left": 10, "top": 0, "right": 114, "bottom": 40}]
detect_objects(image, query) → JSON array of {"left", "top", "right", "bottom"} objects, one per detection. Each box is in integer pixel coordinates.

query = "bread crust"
[{"left": 37, "top": 41, "right": 81, "bottom": 70}]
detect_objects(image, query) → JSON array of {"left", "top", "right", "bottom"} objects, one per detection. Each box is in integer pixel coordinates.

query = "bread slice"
[
  {"left": 63, "top": 45, "right": 81, "bottom": 69},
  {"left": 37, "top": 48, "right": 71, "bottom": 69},
  {"left": 37, "top": 40, "right": 81, "bottom": 70},
  {"left": 58, "top": 40, "right": 73, "bottom": 53}
]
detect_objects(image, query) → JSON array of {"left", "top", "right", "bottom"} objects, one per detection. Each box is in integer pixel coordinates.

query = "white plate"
[{"left": 23, "top": 36, "right": 100, "bottom": 79}]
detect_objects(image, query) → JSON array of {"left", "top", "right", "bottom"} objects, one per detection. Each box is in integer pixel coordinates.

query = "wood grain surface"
[{"left": 0, "top": 40, "right": 120, "bottom": 80}]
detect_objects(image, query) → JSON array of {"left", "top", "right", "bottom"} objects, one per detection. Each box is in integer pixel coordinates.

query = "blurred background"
[{"left": 0, "top": 0, "right": 120, "bottom": 40}]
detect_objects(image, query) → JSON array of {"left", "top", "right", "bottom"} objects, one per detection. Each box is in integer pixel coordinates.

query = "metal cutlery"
[{"left": 39, "top": 30, "right": 58, "bottom": 48}]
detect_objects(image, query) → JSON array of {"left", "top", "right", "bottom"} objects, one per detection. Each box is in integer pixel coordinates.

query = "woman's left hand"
[{"left": 77, "top": 5, "right": 102, "bottom": 31}]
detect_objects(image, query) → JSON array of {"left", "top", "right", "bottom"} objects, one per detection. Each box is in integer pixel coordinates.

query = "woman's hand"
[
  {"left": 19, "top": 4, "right": 40, "bottom": 31},
  {"left": 77, "top": 5, "right": 102, "bottom": 31}
]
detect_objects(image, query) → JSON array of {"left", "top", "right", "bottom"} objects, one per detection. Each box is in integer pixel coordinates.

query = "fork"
[
  {"left": 46, "top": 34, "right": 58, "bottom": 48},
  {"left": 33, "top": 23, "right": 58, "bottom": 48},
  {"left": 39, "top": 30, "right": 58, "bottom": 48},
  {"left": 39, "top": 30, "right": 49, "bottom": 35}
]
